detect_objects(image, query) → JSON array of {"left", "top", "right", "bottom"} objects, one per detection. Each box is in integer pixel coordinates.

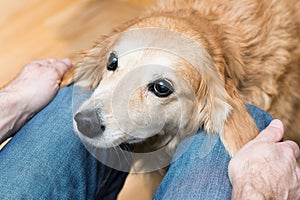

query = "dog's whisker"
[{"left": 120, "top": 145, "right": 133, "bottom": 169}]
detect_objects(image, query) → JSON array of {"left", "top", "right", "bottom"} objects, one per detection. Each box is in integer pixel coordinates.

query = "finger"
[
  {"left": 32, "top": 58, "right": 57, "bottom": 65},
  {"left": 61, "top": 58, "right": 72, "bottom": 68},
  {"left": 281, "top": 140, "right": 300, "bottom": 158},
  {"left": 50, "top": 59, "right": 73, "bottom": 79},
  {"left": 255, "top": 119, "right": 284, "bottom": 142}
]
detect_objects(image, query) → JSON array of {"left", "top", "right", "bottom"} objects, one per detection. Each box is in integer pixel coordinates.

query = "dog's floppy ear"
[
  {"left": 221, "top": 80, "right": 258, "bottom": 155},
  {"left": 60, "top": 35, "right": 114, "bottom": 89},
  {"left": 198, "top": 78, "right": 258, "bottom": 155},
  {"left": 195, "top": 61, "right": 258, "bottom": 155},
  {"left": 60, "top": 66, "right": 76, "bottom": 87}
]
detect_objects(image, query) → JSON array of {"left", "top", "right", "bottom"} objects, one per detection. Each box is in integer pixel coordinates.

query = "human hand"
[
  {"left": 228, "top": 119, "right": 300, "bottom": 200},
  {"left": 3, "top": 58, "right": 72, "bottom": 115}
]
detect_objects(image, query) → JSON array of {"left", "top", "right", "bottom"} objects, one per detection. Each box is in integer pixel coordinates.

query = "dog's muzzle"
[{"left": 74, "top": 109, "right": 105, "bottom": 138}]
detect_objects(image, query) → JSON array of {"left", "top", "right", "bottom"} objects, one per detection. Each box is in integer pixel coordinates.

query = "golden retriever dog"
[{"left": 61, "top": 0, "right": 300, "bottom": 156}]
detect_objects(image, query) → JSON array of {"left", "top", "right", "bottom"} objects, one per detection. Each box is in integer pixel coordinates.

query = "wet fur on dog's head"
[{"left": 63, "top": 14, "right": 258, "bottom": 155}]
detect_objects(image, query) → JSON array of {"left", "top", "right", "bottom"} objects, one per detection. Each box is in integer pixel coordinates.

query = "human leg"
[
  {"left": 0, "top": 86, "right": 128, "bottom": 200},
  {"left": 153, "top": 105, "right": 272, "bottom": 200}
]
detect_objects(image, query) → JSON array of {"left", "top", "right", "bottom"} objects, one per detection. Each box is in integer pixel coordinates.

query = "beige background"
[
  {"left": 0, "top": 1, "right": 163, "bottom": 199},
  {"left": 0, "top": 0, "right": 154, "bottom": 87}
]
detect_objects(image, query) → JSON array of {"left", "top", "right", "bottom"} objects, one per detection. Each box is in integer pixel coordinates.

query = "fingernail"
[
  {"left": 270, "top": 119, "right": 283, "bottom": 129},
  {"left": 61, "top": 58, "right": 72, "bottom": 67}
]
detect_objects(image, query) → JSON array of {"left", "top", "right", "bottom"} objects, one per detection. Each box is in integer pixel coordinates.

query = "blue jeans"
[
  {"left": 0, "top": 86, "right": 272, "bottom": 200},
  {"left": 153, "top": 105, "right": 272, "bottom": 199}
]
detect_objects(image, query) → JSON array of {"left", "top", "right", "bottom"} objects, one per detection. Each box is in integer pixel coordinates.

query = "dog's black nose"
[{"left": 74, "top": 110, "right": 105, "bottom": 138}]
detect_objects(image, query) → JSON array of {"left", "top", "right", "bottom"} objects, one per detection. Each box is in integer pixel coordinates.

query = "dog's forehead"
[
  {"left": 118, "top": 50, "right": 178, "bottom": 70},
  {"left": 111, "top": 28, "right": 203, "bottom": 75},
  {"left": 113, "top": 28, "right": 178, "bottom": 54},
  {"left": 108, "top": 28, "right": 225, "bottom": 96},
  {"left": 111, "top": 28, "right": 217, "bottom": 75}
]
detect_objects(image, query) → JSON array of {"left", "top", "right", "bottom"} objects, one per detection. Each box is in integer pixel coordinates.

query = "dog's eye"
[
  {"left": 148, "top": 79, "right": 174, "bottom": 98},
  {"left": 107, "top": 51, "right": 118, "bottom": 71}
]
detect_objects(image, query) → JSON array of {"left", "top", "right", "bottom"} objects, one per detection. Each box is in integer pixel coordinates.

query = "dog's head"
[{"left": 63, "top": 16, "right": 258, "bottom": 155}]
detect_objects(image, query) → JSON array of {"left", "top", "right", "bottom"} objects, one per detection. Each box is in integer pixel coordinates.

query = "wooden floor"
[
  {"left": 0, "top": 0, "right": 163, "bottom": 199},
  {"left": 0, "top": 0, "right": 153, "bottom": 86}
]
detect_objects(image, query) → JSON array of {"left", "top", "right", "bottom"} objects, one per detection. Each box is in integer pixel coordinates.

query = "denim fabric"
[
  {"left": 0, "top": 86, "right": 128, "bottom": 200},
  {"left": 153, "top": 104, "right": 273, "bottom": 200},
  {"left": 0, "top": 85, "right": 272, "bottom": 200}
]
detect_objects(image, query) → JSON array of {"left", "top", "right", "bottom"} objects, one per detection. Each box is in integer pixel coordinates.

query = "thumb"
[
  {"left": 61, "top": 58, "right": 72, "bottom": 69},
  {"left": 255, "top": 119, "right": 284, "bottom": 142},
  {"left": 51, "top": 58, "right": 73, "bottom": 79}
]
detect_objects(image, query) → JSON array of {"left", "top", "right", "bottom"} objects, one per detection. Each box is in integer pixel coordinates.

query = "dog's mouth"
[
  {"left": 124, "top": 136, "right": 144, "bottom": 144},
  {"left": 73, "top": 111, "right": 146, "bottom": 148},
  {"left": 121, "top": 133, "right": 175, "bottom": 153},
  {"left": 74, "top": 110, "right": 146, "bottom": 144},
  {"left": 73, "top": 111, "right": 175, "bottom": 153},
  {"left": 73, "top": 111, "right": 182, "bottom": 155}
]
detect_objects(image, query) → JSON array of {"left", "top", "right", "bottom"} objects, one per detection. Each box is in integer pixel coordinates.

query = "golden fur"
[{"left": 62, "top": 0, "right": 300, "bottom": 155}]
